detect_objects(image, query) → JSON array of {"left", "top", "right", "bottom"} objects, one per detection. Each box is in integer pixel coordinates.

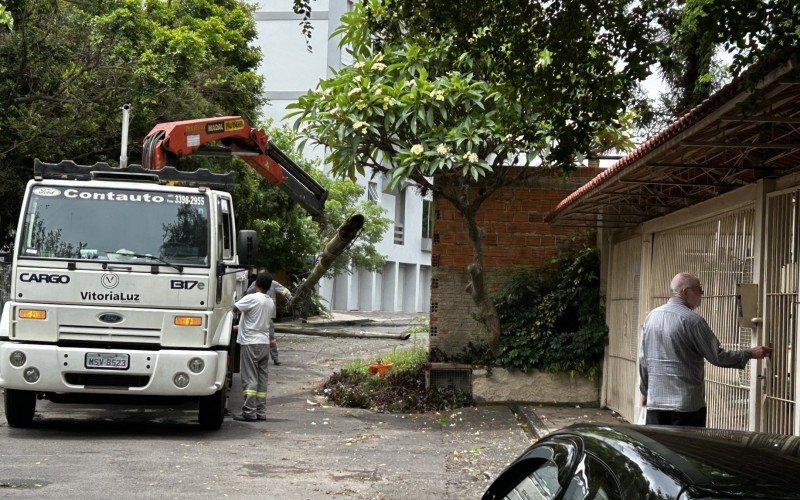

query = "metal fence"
[
  {"left": 763, "top": 189, "right": 798, "bottom": 435},
  {"left": 649, "top": 206, "right": 756, "bottom": 431},
  {"left": 604, "top": 237, "right": 641, "bottom": 422}
]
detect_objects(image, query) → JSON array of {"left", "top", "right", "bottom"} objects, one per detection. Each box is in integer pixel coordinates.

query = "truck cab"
[{"left": 0, "top": 161, "right": 258, "bottom": 430}]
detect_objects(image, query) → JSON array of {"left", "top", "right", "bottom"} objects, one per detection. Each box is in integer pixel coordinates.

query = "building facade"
[
  {"left": 548, "top": 57, "right": 800, "bottom": 436},
  {"left": 252, "top": 1, "right": 431, "bottom": 313}
]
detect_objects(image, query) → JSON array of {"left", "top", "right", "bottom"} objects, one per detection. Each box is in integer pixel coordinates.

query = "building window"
[
  {"left": 422, "top": 199, "right": 434, "bottom": 239},
  {"left": 394, "top": 187, "right": 406, "bottom": 245},
  {"left": 367, "top": 181, "right": 379, "bottom": 202}
]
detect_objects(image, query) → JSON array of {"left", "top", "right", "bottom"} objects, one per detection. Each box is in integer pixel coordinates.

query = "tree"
[
  {"left": 231, "top": 121, "right": 390, "bottom": 284},
  {"left": 288, "top": 0, "right": 653, "bottom": 352},
  {"left": 649, "top": 0, "right": 800, "bottom": 122},
  {"left": 0, "top": 0, "right": 264, "bottom": 247}
]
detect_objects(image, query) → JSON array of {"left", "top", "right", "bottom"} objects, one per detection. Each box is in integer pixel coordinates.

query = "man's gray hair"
[{"left": 670, "top": 272, "right": 699, "bottom": 295}]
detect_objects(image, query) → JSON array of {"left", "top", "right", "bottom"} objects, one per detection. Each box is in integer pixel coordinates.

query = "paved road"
[{"left": 0, "top": 317, "right": 531, "bottom": 499}]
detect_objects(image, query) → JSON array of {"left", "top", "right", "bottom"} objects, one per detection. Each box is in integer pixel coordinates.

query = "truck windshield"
[{"left": 19, "top": 186, "right": 209, "bottom": 267}]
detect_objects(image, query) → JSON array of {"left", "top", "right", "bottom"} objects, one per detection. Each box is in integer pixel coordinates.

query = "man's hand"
[
  {"left": 750, "top": 346, "right": 772, "bottom": 359},
  {"left": 640, "top": 393, "right": 647, "bottom": 407}
]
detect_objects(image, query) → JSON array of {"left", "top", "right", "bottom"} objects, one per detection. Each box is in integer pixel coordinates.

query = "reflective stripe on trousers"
[{"left": 239, "top": 343, "right": 269, "bottom": 419}]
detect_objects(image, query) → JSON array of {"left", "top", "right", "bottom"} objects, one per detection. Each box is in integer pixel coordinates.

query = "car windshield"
[{"left": 20, "top": 185, "right": 209, "bottom": 267}]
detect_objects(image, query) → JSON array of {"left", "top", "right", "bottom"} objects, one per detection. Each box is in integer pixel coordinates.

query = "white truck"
[{"left": 0, "top": 117, "right": 328, "bottom": 430}]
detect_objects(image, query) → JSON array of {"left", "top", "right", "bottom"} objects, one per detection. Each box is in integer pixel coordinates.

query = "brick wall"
[{"left": 429, "top": 167, "right": 600, "bottom": 355}]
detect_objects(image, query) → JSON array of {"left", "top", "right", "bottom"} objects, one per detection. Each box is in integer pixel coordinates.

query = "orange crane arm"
[{"left": 142, "top": 116, "right": 327, "bottom": 218}]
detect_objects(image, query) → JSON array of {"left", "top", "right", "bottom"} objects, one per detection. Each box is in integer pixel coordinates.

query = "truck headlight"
[
  {"left": 173, "top": 372, "right": 190, "bottom": 388},
  {"left": 188, "top": 358, "right": 204, "bottom": 374},
  {"left": 9, "top": 351, "right": 26, "bottom": 367},
  {"left": 23, "top": 367, "right": 40, "bottom": 383}
]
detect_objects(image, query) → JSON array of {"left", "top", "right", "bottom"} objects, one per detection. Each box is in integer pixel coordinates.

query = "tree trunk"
[
  {"left": 289, "top": 213, "right": 365, "bottom": 312},
  {"left": 463, "top": 212, "right": 502, "bottom": 354}
]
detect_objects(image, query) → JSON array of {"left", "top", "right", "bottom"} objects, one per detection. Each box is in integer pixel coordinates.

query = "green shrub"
[
  {"left": 494, "top": 239, "right": 608, "bottom": 378},
  {"left": 342, "top": 359, "right": 371, "bottom": 375},
  {"left": 404, "top": 316, "right": 430, "bottom": 334},
  {"left": 321, "top": 347, "right": 473, "bottom": 412},
  {"left": 380, "top": 346, "right": 428, "bottom": 372}
]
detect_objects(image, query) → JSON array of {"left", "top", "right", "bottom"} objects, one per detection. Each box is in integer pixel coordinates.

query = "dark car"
[{"left": 483, "top": 423, "right": 800, "bottom": 500}]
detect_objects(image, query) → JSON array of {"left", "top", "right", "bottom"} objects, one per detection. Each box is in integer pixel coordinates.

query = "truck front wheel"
[
  {"left": 198, "top": 387, "right": 226, "bottom": 430},
  {"left": 4, "top": 389, "right": 36, "bottom": 428}
]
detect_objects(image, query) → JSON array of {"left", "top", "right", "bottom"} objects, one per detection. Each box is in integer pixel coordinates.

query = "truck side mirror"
[{"left": 237, "top": 230, "right": 258, "bottom": 268}]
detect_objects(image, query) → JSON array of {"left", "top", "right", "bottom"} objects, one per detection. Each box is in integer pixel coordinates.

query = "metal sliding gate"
[
  {"left": 763, "top": 190, "right": 798, "bottom": 435},
  {"left": 649, "top": 207, "right": 756, "bottom": 431},
  {"left": 604, "top": 237, "right": 641, "bottom": 422}
]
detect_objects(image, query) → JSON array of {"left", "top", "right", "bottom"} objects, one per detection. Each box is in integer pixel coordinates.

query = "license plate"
[{"left": 85, "top": 352, "right": 129, "bottom": 370}]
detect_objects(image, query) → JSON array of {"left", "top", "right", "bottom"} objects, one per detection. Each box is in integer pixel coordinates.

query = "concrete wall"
[{"left": 472, "top": 368, "right": 599, "bottom": 404}]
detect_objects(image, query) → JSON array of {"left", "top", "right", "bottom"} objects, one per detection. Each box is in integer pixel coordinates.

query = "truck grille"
[
  {"left": 59, "top": 325, "right": 161, "bottom": 344},
  {"left": 64, "top": 373, "right": 150, "bottom": 388}
]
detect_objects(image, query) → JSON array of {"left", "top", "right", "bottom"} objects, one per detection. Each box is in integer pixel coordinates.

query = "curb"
[
  {"left": 282, "top": 318, "right": 418, "bottom": 328},
  {"left": 511, "top": 405, "right": 550, "bottom": 440},
  {"left": 275, "top": 326, "right": 410, "bottom": 340}
]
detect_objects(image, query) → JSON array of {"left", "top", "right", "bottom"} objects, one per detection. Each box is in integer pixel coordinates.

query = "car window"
[
  {"left": 563, "top": 455, "right": 622, "bottom": 500},
  {"left": 504, "top": 459, "right": 560, "bottom": 500}
]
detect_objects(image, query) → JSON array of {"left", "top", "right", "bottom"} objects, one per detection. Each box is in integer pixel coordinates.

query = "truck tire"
[
  {"left": 4, "top": 389, "right": 36, "bottom": 428},
  {"left": 198, "top": 387, "right": 226, "bottom": 430}
]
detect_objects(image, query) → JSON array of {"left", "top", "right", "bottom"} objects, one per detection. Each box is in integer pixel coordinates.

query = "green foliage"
[
  {"left": 343, "top": 359, "right": 371, "bottom": 376},
  {"left": 404, "top": 316, "right": 430, "bottom": 334},
  {"left": 323, "top": 347, "right": 473, "bottom": 412},
  {"left": 495, "top": 239, "right": 608, "bottom": 378},
  {"left": 0, "top": 0, "right": 264, "bottom": 247},
  {"left": 0, "top": 6, "right": 11, "bottom": 29},
  {"left": 359, "top": 0, "right": 655, "bottom": 167},
  {"left": 642, "top": 0, "right": 800, "bottom": 124},
  {"left": 380, "top": 346, "right": 429, "bottom": 372},
  {"left": 341, "top": 347, "right": 429, "bottom": 375},
  {"left": 289, "top": 0, "right": 644, "bottom": 185},
  {"left": 428, "top": 343, "right": 495, "bottom": 367},
  {"left": 288, "top": 0, "right": 649, "bottom": 351},
  {"left": 231, "top": 120, "right": 390, "bottom": 282}
]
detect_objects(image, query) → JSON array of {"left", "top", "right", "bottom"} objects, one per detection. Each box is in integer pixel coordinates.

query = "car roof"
[{"left": 553, "top": 424, "right": 800, "bottom": 497}]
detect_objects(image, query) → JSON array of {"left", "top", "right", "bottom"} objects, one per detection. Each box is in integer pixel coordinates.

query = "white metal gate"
[
  {"left": 763, "top": 190, "right": 799, "bottom": 435},
  {"left": 649, "top": 207, "right": 755, "bottom": 431},
  {"left": 604, "top": 237, "right": 641, "bottom": 422}
]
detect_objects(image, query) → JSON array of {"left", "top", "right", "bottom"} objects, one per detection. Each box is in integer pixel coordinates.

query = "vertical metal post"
[{"left": 119, "top": 103, "right": 131, "bottom": 168}]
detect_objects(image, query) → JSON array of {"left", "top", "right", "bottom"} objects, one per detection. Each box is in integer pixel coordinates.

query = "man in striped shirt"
[{"left": 639, "top": 272, "right": 771, "bottom": 427}]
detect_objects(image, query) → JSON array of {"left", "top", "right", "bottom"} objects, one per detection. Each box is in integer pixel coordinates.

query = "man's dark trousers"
[{"left": 646, "top": 407, "right": 707, "bottom": 427}]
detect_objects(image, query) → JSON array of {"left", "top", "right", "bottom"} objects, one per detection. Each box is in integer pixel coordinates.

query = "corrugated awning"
[{"left": 546, "top": 56, "right": 800, "bottom": 228}]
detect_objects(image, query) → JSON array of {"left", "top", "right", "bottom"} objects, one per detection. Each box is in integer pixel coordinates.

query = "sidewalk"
[
  {"left": 297, "top": 311, "right": 629, "bottom": 440},
  {"left": 516, "top": 404, "right": 629, "bottom": 439}
]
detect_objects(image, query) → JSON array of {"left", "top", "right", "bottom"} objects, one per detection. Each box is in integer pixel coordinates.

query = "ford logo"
[
  {"left": 98, "top": 313, "right": 124, "bottom": 324},
  {"left": 33, "top": 187, "right": 61, "bottom": 197}
]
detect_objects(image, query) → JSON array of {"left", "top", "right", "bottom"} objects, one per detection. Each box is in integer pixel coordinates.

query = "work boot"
[{"left": 233, "top": 414, "right": 257, "bottom": 422}]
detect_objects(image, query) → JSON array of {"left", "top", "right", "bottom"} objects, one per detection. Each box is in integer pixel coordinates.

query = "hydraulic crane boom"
[{"left": 142, "top": 116, "right": 328, "bottom": 219}]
